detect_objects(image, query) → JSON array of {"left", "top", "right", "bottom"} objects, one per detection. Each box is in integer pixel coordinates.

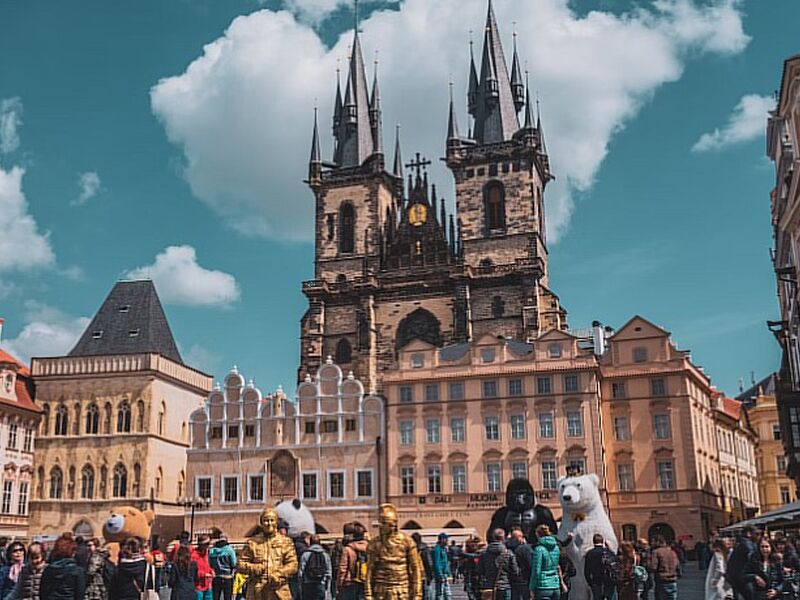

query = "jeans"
[
  {"left": 339, "top": 584, "right": 365, "bottom": 600},
  {"left": 511, "top": 585, "right": 531, "bottom": 600},
  {"left": 494, "top": 590, "right": 512, "bottom": 600},
  {"left": 535, "top": 590, "right": 561, "bottom": 600},
  {"left": 196, "top": 591, "right": 213, "bottom": 600},
  {"left": 434, "top": 578, "right": 451, "bottom": 600},
  {"left": 591, "top": 584, "right": 618, "bottom": 600},
  {"left": 654, "top": 581, "right": 677, "bottom": 600},
  {"left": 302, "top": 581, "right": 328, "bottom": 600},
  {"left": 213, "top": 578, "right": 233, "bottom": 600}
]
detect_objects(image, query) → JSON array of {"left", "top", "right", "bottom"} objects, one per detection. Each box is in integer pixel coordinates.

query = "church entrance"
[{"left": 648, "top": 522, "right": 675, "bottom": 544}]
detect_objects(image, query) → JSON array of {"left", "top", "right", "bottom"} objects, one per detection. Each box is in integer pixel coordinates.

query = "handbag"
[{"left": 134, "top": 564, "right": 159, "bottom": 600}]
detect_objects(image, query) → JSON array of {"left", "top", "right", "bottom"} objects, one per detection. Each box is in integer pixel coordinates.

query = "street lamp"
[{"left": 177, "top": 495, "right": 211, "bottom": 542}]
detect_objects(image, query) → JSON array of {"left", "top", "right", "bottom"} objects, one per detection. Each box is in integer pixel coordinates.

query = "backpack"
[
  {"left": 601, "top": 550, "right": 624, "bottom": 585},
  {"left": 304, "top": 550, "right": 327, "bottom": 582},
  {"left": 352, "top": 548, "right": 369, "bottom": 584},
  {"left": 633, "top": 564, "right": 648, "bottom": 585}
]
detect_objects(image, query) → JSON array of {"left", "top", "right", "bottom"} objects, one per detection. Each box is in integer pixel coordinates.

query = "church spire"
[
  {"left": 467, "top": 34, "right": 479, "bottom": 117},
  {"left": 370, "top": 58, "right": 383, "bottom": 155},
  {"left": 309, "top": 107, "right": 322, "bottom": 186},
  {"left": 393, "top": 125, "right": 403, "bottom": 179},
  {"left": 333, "top": 65, "right": 343, "bottom": 134},
  {"left": 447, "top": 82, "right": 461, "bottom": 146},
  {"left": 510, "top": 30, "right": 525, "bottom": 113}
]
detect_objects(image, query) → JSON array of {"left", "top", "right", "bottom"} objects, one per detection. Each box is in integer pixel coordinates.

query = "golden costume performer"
[
  {"left": 364, "top": 503, "right": 423, "bottom": 600},
  {"left": 238, "top": 508, "right": 298, "bottom": 600}
]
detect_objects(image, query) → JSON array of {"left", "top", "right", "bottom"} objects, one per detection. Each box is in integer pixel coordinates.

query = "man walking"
[
  {"left": 338, "top": 523, "right": 369, "bottom": 600},
  {"left": 584, "top": 534, "right": 620, "bottom": 600},
  {"left": 726, "top": 526, "right": 766, "bottom": 600},
  {"left": 433, "top": 533, "right": 452, "bottom": 600},
  {"left": 649, "top": 536, "right": 679, "bottom": 600}
]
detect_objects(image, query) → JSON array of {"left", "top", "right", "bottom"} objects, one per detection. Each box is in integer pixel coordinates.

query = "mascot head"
[
  {"left": 103, "top": 506, "right": 154, "bottom": 543},
  {"left": 275, "top": 498, "right": 315, "bottom": 539},
  {"left": 557, "top": 473, "right": 601, "bottom": 512},
  {"left": 505, "top": 478, "right": 536, "bottom": 513}
]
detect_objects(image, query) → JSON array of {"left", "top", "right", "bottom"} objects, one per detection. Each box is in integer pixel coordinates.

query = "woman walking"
[
  {"left": 0, "top": 542, "right": 26, "bottom": 599},
  {"left": 754, "top": 538, "right": 783, "bottom": 600},
  {"left": 617, "top": 542, "right": 638, "bottom": 600},
  {"left": 84, "top": 538, "right": 111, "bottom": 600},
  {"left": 39, "top": 535, "right": 85, "bottom": 600},
  {"left": 529, "top": 525, "right": 561, "bottom": 600},
  {"left": 168, "top": 546, "right": 197, "bottom": 600},
  {"left": 705, "top": 539, "right": 731, "bottom": 600},
  {"left": 109, "top": 538, "right": 147, "bottom": 600},
  {"left": 6, "top": 543, "right": 46, "bottom": 600}
]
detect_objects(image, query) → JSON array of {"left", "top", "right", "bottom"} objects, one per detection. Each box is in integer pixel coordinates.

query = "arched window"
[
  {"left": 85, "top": 404, "right": 99, "bottom": 435},
  {"left": 622, "top": 524, "right": 637, "bottom": 542},
  {"left": 157, "top": 402, "right": 166, "bottom": 436},
  {"left": 99, "top": 465, "right": 108, "bottom": 499},
  {"left": 484, "top": 181, "right": 506, "bottom": 233},
  {"left": 396, "top": 308, "right": 442, "bottom": 351},
  {"left": 49, "top": 466, "right": 63, "bottom": 499},
  {"left": 68, "top": 466, "right": 76, "bottom": 499},
  {"left": 40, "top": 405, "right": 50, "bottom": 436},
  {"left": 72, "top": 404, "right": 81, "bottom": 435},
  {"left": 81, "top": 465, "right": 94, "bottom": 499},
  {"left": 117, "top": 402, "right": 131, "bottom": 433},
  {"left": 136, "top": 400, "right": 145, "bottom": 432},
  {"left": 103, "top": 403, "right": 112, "bottom": 434},
  {"left": 155, "top": 467, "right": 163, "bottom": 497},
  {"left": 54, "top": 405, "right": 69, "bottom": 436},
  {"left": 339, "top": 203, "right": 356, "bottom": 254},
  {"left": 112, "top": 464, "right": 127, "bottom": 498},
  {"left": 36, "top": 467, "right": 44, "bottom": 499},
  {"left": 133, "top": 463, "right": 141, "bottom": 496},
  {"left": 178, "top": 470, "right": 185, "bottom": 498},
  {"left": 335, "top": 339, "right": 352, "bottom": 364}
]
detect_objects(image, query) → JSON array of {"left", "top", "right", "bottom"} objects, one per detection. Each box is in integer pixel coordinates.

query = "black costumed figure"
[{"left": 487, "top": 478, "right": 558, "bottom": 542}]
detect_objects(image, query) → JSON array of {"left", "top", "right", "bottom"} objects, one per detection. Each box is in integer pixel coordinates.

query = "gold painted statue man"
[
  {"left": 238, "top": 508, "right": 298, "bottom": 600},
  {"left": 364, "top": 503, "right": 423, "bottom": 600}
]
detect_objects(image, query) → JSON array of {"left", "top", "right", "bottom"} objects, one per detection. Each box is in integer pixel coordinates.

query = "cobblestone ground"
[{"left": 449, "top": 563, "right": 706, "bottom": 600}]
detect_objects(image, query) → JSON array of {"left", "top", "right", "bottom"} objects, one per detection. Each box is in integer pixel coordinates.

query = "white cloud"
[
  {"left": 151, "top": 0, "right": 749, "bottom": 242},
  {"left": 2, "top": 301, "right": 90, "bottom": 363},
  {"left": 73, "top": 171, "right": 102, "bottom": 206},
  {"left": 692, "top": 93, "right": 775, "bottom": 152},
  {"left": 0, "top": 165, "right": 56, "bottom": 272},
  {"left": 279, "top": 0, "right": 400, "bottom": 24},
  {"left": 0, "top": 98, "right": 22, "bottom": 155},
  {"left": 125, "top": 245, "right": 241, "bottom": 307},
  {"left": 183, "top": 343, "right": 219, "bottom": 375}
]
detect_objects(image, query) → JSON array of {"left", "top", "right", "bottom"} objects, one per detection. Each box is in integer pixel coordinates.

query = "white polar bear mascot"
[{"left": 556, "top": 473, "right": 618, "bottom": 600}]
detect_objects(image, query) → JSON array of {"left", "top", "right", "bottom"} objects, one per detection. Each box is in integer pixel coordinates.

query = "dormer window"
[
  {"left": 481, "top": 348, "right": 495, "bottom": 364},
  {"left": 633, "top": 347, "right": 648, "bottom": 363},
  {"left": 411, "top": 354, "right": 424, "bottom": 369},
  {"left": 118, "top": 305, "right": 130, "bottom": 313},
  {"left": 548, "top": 344, "right": 562, "bottom": 359},
  {"left": 128, "top": 329, "right": 140, "bottom": 338},
  {"left": 92, "top": 330, "right": 103, "bottom": 339},
  {"left": 3, "top": 375, "right": 12, "bottom": 394}
]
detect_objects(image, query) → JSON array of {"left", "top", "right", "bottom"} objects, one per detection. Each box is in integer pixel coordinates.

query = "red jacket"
[{"left": 191, "top": 548, "right": 214, "bottom": 591}]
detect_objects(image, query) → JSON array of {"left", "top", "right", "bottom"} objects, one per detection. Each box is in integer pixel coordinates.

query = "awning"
[{"left": 721, "top": 500, "right": 800, "bottom": 532}]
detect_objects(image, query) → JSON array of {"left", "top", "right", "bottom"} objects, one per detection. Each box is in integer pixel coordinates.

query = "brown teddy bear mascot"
[{"left": 102, "top": 506, "right": 155, "bottom": 564}]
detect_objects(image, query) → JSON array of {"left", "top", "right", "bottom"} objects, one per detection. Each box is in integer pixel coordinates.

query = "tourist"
[
  {"left": 290, "top": 531, "right": 312, "bottom": 600},
  {"left": 84, "top": 538, "right": 111, "bottom": 600},
  {"left": 584, "top": 534, "right": 619, "bottom": 600},
  {"left": 649, "top": 536, "right": 679, "bottom": 600},
  {"left": 411, "top": 533, "right": 433, "bottom": 600},
  {"left": 109, "top": 537, "right": 149, "bottom": 600},
  {"left": 636, "top": 539, "right": 653, "bottom": 600},
  {"left": 167, "top": 545, "right": 197, "bottom": 600},
  {"left": 168, "top": 532, "right": 192, "bottom": 562},
  {"left": 705, "top": 539, "right": 731, "bottom": 600},
  {"left": 449, "top": 541, "right": 463, "bottom": 582},
  {"left": 617, "top": 542, "right": 638, "bottom": 600},
  {"left": 190, "top": 535, "right": 214, "bottom": 600},
  {"left": 727, "top": 526, "right": 766, "bottom": 600},
  {"left": 513, "top": 533, "right": 534, "bottom": 600},
  {"left": 755, "top": 538, "right": 783, "bottom": 600},
  {"left": 478, "top": 528, "right": 518, "bottom": 600},
  {"left": 695, "top": 540, "right": 710, "bottom": 572},
  {"left": 558, "top": 553, "right": 576, "bottom": 600},
  {"left": 337, "top": 523, "right": 368, "bottom": 600},
  {"left": 298, "top": 534, "right": 331, "bottom": 600},
  {"left": 528, "top": 524, "right": 560, "bottom": 600},
  {"left": 433, "top": 533, "right": 452, "bottom": 600},
  {"left": 39, "top": 535, "right": 86, "bottom": 600},
  {"left": 209, "top": 534, "right": 237, "bottom": 600},
  {"left": 0, "top": 542, "right": 26, "bottom": 599},
  {"left": 5, "top": 542, "right": 46, "bottom": 600},
  {"left": 461, "top": 537, "right": 483, "bottom": 600}
]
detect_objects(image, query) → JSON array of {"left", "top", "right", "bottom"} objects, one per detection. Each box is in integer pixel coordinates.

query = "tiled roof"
[
  {"left": 721, "top": 396, "right": 743, "bottom": 420},
  {"left": 69, "top": 280, "right": 182, "bottom": 363},
  {"left": 0, "top": 349, "right": 40, "bottom": 414},
  {"left": 0, "top": 349, "right": 29, "bottom": 376},
  {"left": 736, "top": 373, "right": 776, "bottom": 404}
]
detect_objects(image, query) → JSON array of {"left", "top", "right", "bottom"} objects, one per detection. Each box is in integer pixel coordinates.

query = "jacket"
[
  {"left": 649, "top": 546, "right": 679, "bottom": 583},
  {"left": 432, "top": 544, "right": 450, "bottom": 579},
  {"left": 530, "top": 536, "right": 560, "bottom": 591},
  {"left": 39, "top": 559, "right": 86, "bottom": 600},
  {"left": 298, "top": 545, "right": 332, "bottom": 587},
  {"left": 109, "top": 556, "right": 147, "bottom": 600},
  {"left": 584, "top": 545, "right": 615, "bottom": 587},
  {"left": 85, "top": 550, "right": 111, "bottom": 600},
  {"left": 705, "top": 552, "right": 731, "bottom": 600},
  {"left": 5, "top": 562, "right": 45, "bottom": 600},
  {"left": 337, "top": 539, "right": 368, "bottom": 589},
  {"left": 478, "top": 541, "right": 519, "bottom": 591},
  {"left": 190, "top": 549, "right": 213, "bottom": 592},
  {"left": 728, "top": 538, "right": 765, "bottom": 589},
  {"left": 168, "top": 561, "right": 198, "bottom": 600},
  {"left": 513, "top": 544, "right": 533, "bottom": 588},
  {"left": 209, "top": 541, "right": 237, "bottom": 579},
  {"left": 0, "top": 563, "right": 24, "bottom": 600}
]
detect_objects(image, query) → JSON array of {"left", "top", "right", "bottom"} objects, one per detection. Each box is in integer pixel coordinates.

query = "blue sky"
[{"left": 0, "top": 0, "right": 796, "bottom": 396}]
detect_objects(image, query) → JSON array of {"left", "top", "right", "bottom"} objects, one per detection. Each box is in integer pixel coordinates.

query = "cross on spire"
[{"left": 405, "top": 153, "right": 431, "bottom": 179}]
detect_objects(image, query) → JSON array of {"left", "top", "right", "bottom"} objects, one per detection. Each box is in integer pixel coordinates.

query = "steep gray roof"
[{"left": 69, "top": 280, "right": 183, "bottom": 363}]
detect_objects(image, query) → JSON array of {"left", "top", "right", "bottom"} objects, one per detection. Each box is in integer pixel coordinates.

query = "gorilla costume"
[{"left": 487, "top": 478, "right": 557, "bottom": 541}]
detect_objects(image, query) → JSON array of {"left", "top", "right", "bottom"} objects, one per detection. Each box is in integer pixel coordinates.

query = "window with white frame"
[
  {"left": 7, "top": 424, "right": 17, "bottom": 450},
  {"left": 564, "top": 374, "right": 579, "bottom": 393},
  {"left": 781, "top": 486, "right": 791, "bottom": 504},
  {"left": 541, "top": 461, "right": 557, "bottom": 490},
  {"left": 452, "top": 464, "right": 466, "bottom": 493},
  {"left": 1, "top": 481, "right": 11, "bottom": 514},
  {"left": 482, "top": 380, "right": 498, "bottom": 398},
  {"left": 426, "top": 419, "right": 441, "bottom": 444},
  {"left": 617, "top": 463, "right": 634, "bottom": 491},
  {"left": 612, "top": 382, "right": 626, "bottom": 399},
  {"left": 548, "top": 344, "right": 562, "bottom": 358},
  {"left": 196, "top": 477, "right": 212, "bottom": 502},
  {"left": 539, "top": 412, "right": 554, "bottom": 438},
  {"left": 449, "top": 382, "right": 464, "bottom": 401},
  {"left": 650, "top": 378, "right": 666, "bottom": 396},
  {"left": 486, "top": 463, "right": 502, "bottom": 492},
  {"left": 653, "top": 414, "right": 671, "bottom": 439},
  {"left": 222, "top": 476, "right": 239, "bottom": 504},
  {"left": 537, "top": 377, "right": 552, "bottom": 394},
  {"left": 17, "top": 482, "right": 27, "bottom": 515},
  {"left": 328, "top": 471, "right": 345, "bottom": 499},
  {"left": 633, "top": 347, "right": 648, "bottom": 363},
  {"left": 399, "top": 386, "right": 413, "bottom": 403},
  {"left": 400, "top": 420, "right": 414, "bottom": 445},
  {"left": 400, "top": 466, "right": 415, "bottom": 494},
  {"left": 450, "top": 417, "right": 465, "bottom": 443},
  {"left": 302, "top": 472, "right": 318, "bottom": 500},
  {"left": 425, "top": 384, "right": 440, "bottom": 402},
  {"left": 566, "top": 410, "right": 583, "bottom": 437},
  {"left": 427, "top": 465, "right": 442, "bottom": 494},
  {"left": 22, "top": 428, "right": 32, "bottom": 452},
  {"left": 657, "top": 461, "right": 675, "bottom": 490},
  {"left": 773, "top": 422, "right": 782, "bottom": 440},
  {"left": 614, "top": 416, "right": 630, "bottom": 441},
  {"left": 356, "top": 470, "right": 373, "bottom": 498},
  {"left": 510, "top": 415, "right": 526, "bottom": 440},
  {"left": 248, "top": 475, "right": 265, "bottom": 502},
  {"left": 567, "top": 458, "right": 586, "bottom": 475},
  {"left": 512, "top": 461, "right": 528, "bottom": 480},
  {"left": 508, "top": 379, "right": 523, "bottom": 396},
  {"left": 778, "top": 455, "right": 788, "bottom": 473},
  {"left": 485, "top": 416, "right": 500, "bottom": 441},
  {"left": 411, "top": 354, "right": 424, "bottom": 368}
]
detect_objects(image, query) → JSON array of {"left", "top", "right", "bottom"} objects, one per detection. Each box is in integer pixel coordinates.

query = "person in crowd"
[
  {"left": 298, "top": 534, "right": 331, "bottom": 600},
  {"left": 337, "top": 523, "right": 368, "bottom": 600},
  {"left": 558, "top": 553, "right": 576, "bottom": 600},
  {"left": 529, "top": 524, "right": 560, "bottom": 600},
  {"left": 84, "top": 538, "right": 111, "bottom": 600},
  {"left": 617, "top": 541, "right": 638, "bottom": 600},
  {"left": 449, "top": 541, "right": 463, "bottom": 582},
  {"left": 410, "top": 533, "right": 433, "bottom": 600},
  {"left": 6, "top": 542, "right": 46, "bottom": 600},
  {"left": 150, "top": 541, "right": 166, "bottom": 590},
  {"left": 0, "top": 541, "right": 9, "bottom": 569},
  {"left": 40, "top": 535, "right": 85, "bottom": 600},
  {"left": 109, "top": 537, "right": 149, "bottom": 600},
  {"left": 168, "top": 532, "right": 192, "bottom": 562},
  {"left": 478, "top": 528, "right": 519, "bottom": 600},
  {"left": 649, "top": 536, "right": 679, "bottom": 600},
  {"left": 290, "top": 531, "right": 312, "bottom": 600},
  {"left": 755, "top": 538, "right": 783, "bottom": 600},
  {"left": 461, "top": 537, "right": 483, "bottom": 600},
  {"left": 433, "top": 533, "right": 452, "bottom": 600},
  {"left": 636, "top": 539, "right": 653, "bottom": 600},
  {"left": 168, "top": 545, "right": 198, "bottom": 600},
  {"left": 705, "top": 538, "right": 731, "bottom": 600},
  {"left": 584, "top": 534, "right": 619, "bottom": 600},
  {"left": 0, "top": 542, "right": 26, "bottom": 600},
  {"left": 728, "top": 526, "right": 766, "bottom": 600},
  {"left": 190, "top": 535, "right": 214, "bottom": 600},
  {"left": 513, "top": 532, "right": 533, "bottom": 600},
  {"left": 695, "top": 540, "right": 710, "bottom": 572},
  {"left": 209, "top": 535, "right": 237, "bottom": 600},
  {"left": 231, "top": 571, "right": 247, "bottom": 600},
  {"left": 330, "top": 524, "right": 353, "bottom": 600},
  {"left": 72, "top": 539, "right": 88, "bottom": 575}
]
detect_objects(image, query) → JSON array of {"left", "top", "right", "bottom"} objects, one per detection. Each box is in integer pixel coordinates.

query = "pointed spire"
[
  {"left": 468, "top": 33, "right": 479, "bottom": 116},
  {"left": 370, "top": 57, "right": 383, "bottom": 154},
  {"left": 536, "top": 93, "right": 547, "bottom": 155},
  {"left": 393, "top": 125, "right": 403, "bottom": 179},
  {"left": 310, "top": 107, "right": 321, "bottom": 164},
  {"left": 333, "top": 65, "right": 343, "bottom": 133},
  {"left": 447, "top": 81, "right": 461, "bottom": 144},
  {"left": 440, "top": 195, "right": 446, "bottom": 231},
  {"left": 449, "top": 214, "right": 456, "bottom": 255},
  {"left": 523, "top": 73, "right": 534, "bottom": 130},
  {"left": 510, "top": 29, "right": 525, "bottom": 112}
]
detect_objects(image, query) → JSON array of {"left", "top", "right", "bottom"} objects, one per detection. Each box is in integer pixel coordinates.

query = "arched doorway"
[
  {"left": 648, "top": 523, "right": 675, "bottom": 544},
  {"left": 73, "top": 520, "right": 94, "bottom": 537},
  {"left": 444, "top": 520, "right": 464, "bottom": 529},
  {"left": 315, "top": 523, "right": 329, "bottom": 534},
  {"left": 401, "top": 520, "right": 422, "bottom": 530}
]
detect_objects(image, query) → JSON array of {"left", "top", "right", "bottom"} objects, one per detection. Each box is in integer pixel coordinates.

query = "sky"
[{"left": 0, "top": 0, "right": 796, "bottom": 397}]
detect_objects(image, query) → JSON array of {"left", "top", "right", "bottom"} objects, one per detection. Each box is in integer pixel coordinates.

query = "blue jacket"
[
  {"left": 209, "top": 542, "right": 237, "bottom": 578},
  {"left": 432, "top": 544, "right": 451, "bottom": 578}
]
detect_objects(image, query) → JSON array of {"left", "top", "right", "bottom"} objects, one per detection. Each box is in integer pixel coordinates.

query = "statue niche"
[{"left": 396, "top": 309, "right": 442, "bottom": 351}]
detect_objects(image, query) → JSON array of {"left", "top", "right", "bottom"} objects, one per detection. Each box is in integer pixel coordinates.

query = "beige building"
[
  {"left": 187, "top": 359, "right": 384, "bottom": 541},
  {"left": 28, "top": 281, "right": 211, "bottom": 543},
  {"left": 0, "top": 340, "right": 42, "bottom": 539},
  {"left": 740, "top": 374, "right": 797, "bottom": 512}
]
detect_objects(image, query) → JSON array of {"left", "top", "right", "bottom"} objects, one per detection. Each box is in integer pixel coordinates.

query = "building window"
[
  {"left": 778, "top": 455, "right": 788, "bottom": 473},
  {"left": 6, "top": 424, "right": 17, "bottom": 450},
  {"left": 228, "top": 425, "right": 239, "bottom": 439},
  {"left": 427, "top": 465, "right": 442, "bottom": 494},
  {"left": 566, "top": 410, "right": 583, "bottom": 437},
  {"left": 399, "top": 386, "right": 413, "bottom": 403},
  {"left": 345, "top": 418, "right": 356, "bottom": 432},
  {"left": 41, "top": 405, "right": 50, "bottom": 436},
  {"left": 451, "top": 417, "right": 465, "bottom": 443},
  {"left": 781, "top": 486, "right": 791, "bottom": 504},
  {"left": 508, "top": 378, "right": 523, "bottom": 396},
  {"left": 157, "top": 404, "right": 165, "bottom": 436},
  {"left": 633, "top": 347, "right": 648, "bottom": 363},
  {"left": 335, "top": 339, "right": 352, "bottom": 364},
  {"left": 542, "top": 461, "right": 557, "bottom": 490},
  {"left": 537, "top": 377, "right": 552, "bottom": 395},
  {"left": 622, "top": 524, "right": 637, "bottom": 542},
  {"left": 339, "top": 202, "right": 355, "bottom": 254},
  {"left": 491, "top": 296, "right": 505, "bottom": 318},
  {"left": 617, "top": 463, "right": 634, "bottom": 491},
  {"left": 452, "top": 464, "right": 467, "bottom": 493},
  {"left": 49, "top": 467, "right": 63, "bottom": 499},
  {"left": 484, "top": 181, "right": 506, "bottom": 232},
  {"left": 86, "top": 404, "right": 99, "bottom": 435},
  {"left": 650, "top": 378, "right": 666, "bottom": 397},
  {"left": 539, "top": 412, "right": 554, "bottom": 438},
  {"left": 222, "top": 476, "right": 238, "bottom": 504},
  {"left": 481, "top": 348, "right": 496, "bottom": 364},
  {"left": 17, "top": 482, "right": 28, "bottom": 516},
  {"left": 323, "top": 420, "right": 338, "bottom": 433},
  {"left": 564, "top": 374, "right": 579, "bottom": 393},
  {"left": 614, "top": 417, "right": 630, "bottom": 441},
  {"left": 356, "top": 470, "right": 373, "bottom": 498},
  {"left": 568, "top": 458, "right": 586, "bottom": 475},
  {"left": 305, "top": 421, "right": 316, "bottom": 434},
  {"left": 245, "top": 425, "right": 256, "bottom": 437},
  {"left": 103, "top": 404, "right": 112, "bottom": 434},
  {"left": 411, "top": 354, "right": 424, "bottom": 368},
  {"left": 1, "top": 481, "right": 12, "bottom": 514},
  {"left": 653, "top": 414, "right": 671, "bottom": 439},
  {"left": 486, "top": 463, "right": 502, "bottom": 492},
  {"left": 512, "top": 461, "right": 528, "bottom": 480},
  {"left": 117, "top": 402, "right": 131, "bottom": 433},
  {"left": 248, "top": 475, "right": 264, "bottom": 502},
  {"left": 328, "top": 471, "right": 345, "bottom": 499},
  {"left": 23, "top": 428, "right": 32, "bottom": 452},
  {"left": 510, "top": 415, "right": 526, "bottom": 440},
  {"left": 482, "top": 380, "right": 498, "bottom": 398},
  {"left": 612, "top": 382, "right": 626, "bottom": 399},
  {"left": 485, "top": 416, "right": 500, "bottom": 441},
  {"left": 113, "top": 464, "right": 128, "bottom": 498},
  {"left": 55, "top": 405, "right": 69, "bottom": 436},
  {"left": 136, "top": 400, "right": 145, "bottom": 432},
  {"left": 302, "top": 473, "right": 318, "bottom": 500},
  {"left": 426, "top": 419, "right": 441, "bottom": 444},
  {"left": 773, "top": 423, "right": 782, "bottom": 441},
  {"left": 449, "top": 382, "right": 464, "bottom": 401},
  {"left": 657, "top": 461, "right": 675, "bottom": 490},
  {"left": 400, "top": 467, "right": 415, "bottom": 495},
  {"left": 81, "top": 465, "right": 94, "bottom": 499},
  {"left": 400, "top": 421, "right": 414, "bottom": 445},
  {"left": 548, "top": 344, "right": 562, "bottom": 359},
  {"left": 425, "top": 384, "right": 440, "bottom": 402},
  {"left": 210, "top": 427, "right": 222, "bottom": 439}
]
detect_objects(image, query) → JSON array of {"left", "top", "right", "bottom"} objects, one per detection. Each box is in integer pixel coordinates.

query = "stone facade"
[
  {"left": 713, "top": 396, "right": 759, "bottom": 524},
  {"left": 186, "top": 361, "right": 384, "bottom": 541}
]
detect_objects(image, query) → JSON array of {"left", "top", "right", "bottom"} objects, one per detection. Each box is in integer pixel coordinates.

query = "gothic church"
[{"left": 299, "top": 0, "right": 567, "bottom": 391}]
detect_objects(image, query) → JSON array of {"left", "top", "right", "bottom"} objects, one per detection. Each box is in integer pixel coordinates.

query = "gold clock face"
[{"left": 408, "top": 203, "right": 427, "bottom": 227}]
